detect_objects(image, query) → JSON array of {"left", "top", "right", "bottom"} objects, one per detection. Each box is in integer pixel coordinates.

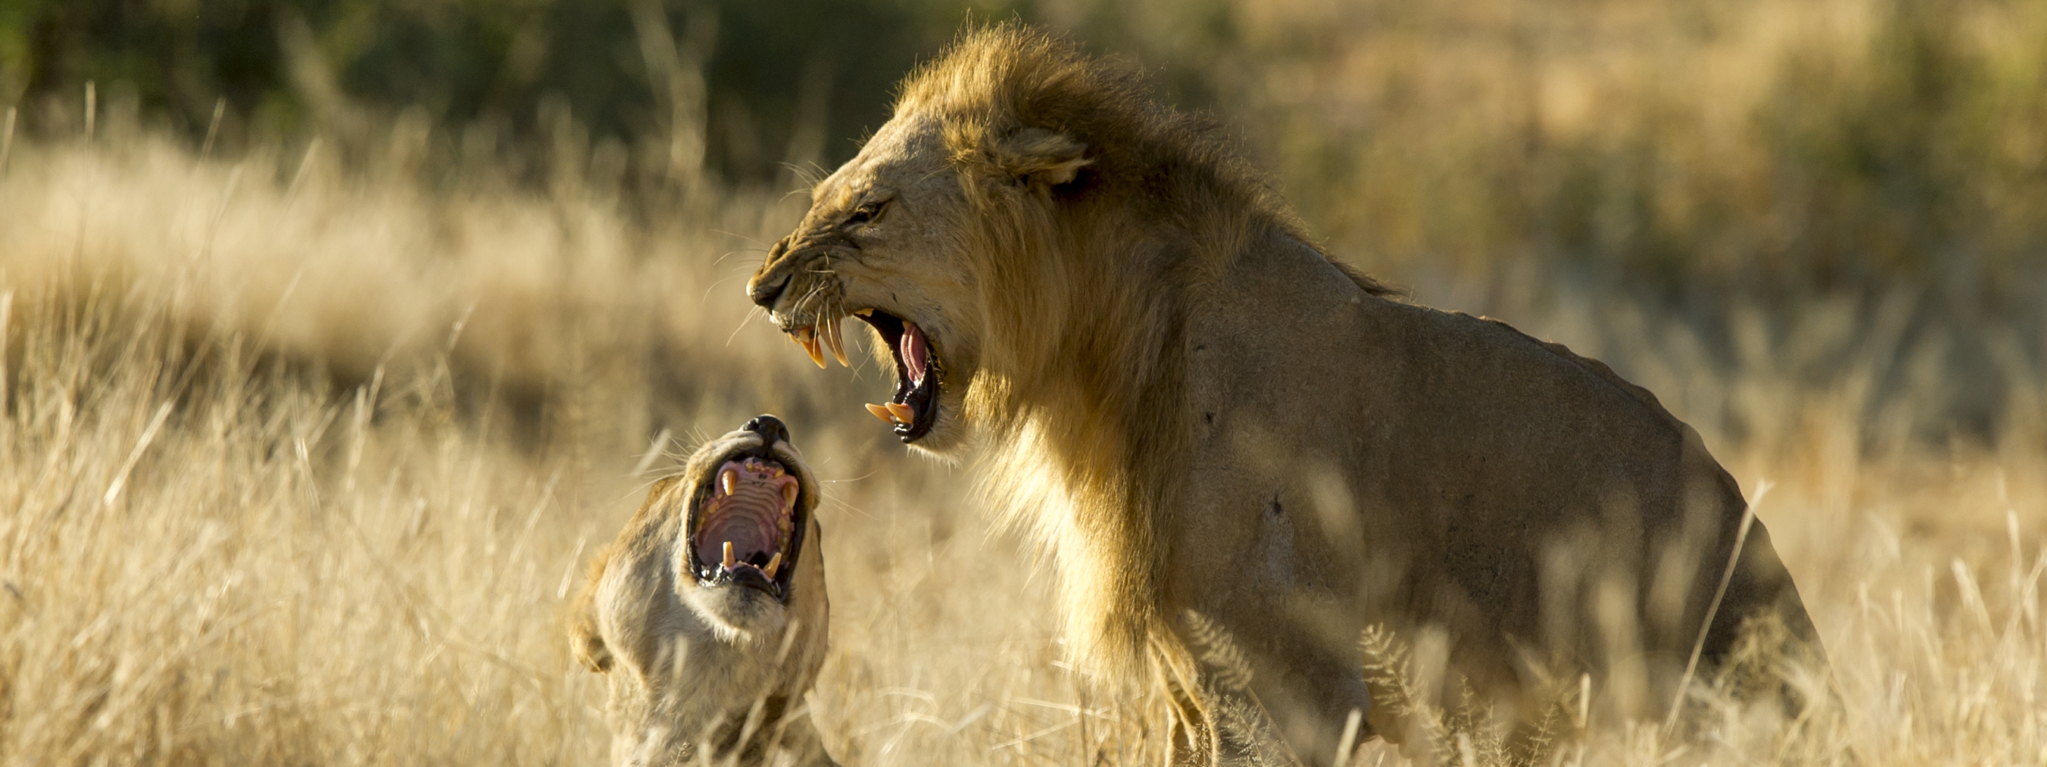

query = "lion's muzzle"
[{"left": 746, "top": 237, "right": 794, "bottom": 309}]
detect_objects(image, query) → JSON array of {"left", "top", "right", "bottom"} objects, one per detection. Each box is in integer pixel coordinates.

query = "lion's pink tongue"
[{"left": 901, "top": 322, "right": 929, "bottom": 386}]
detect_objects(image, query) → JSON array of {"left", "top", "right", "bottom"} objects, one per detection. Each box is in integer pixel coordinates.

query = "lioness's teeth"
[
  {"left": 864, "top": 403, "right": 894, "bottom": 423},
  {"left": 853, "top": 308, "right": 873, "bottom": 317},
  {"left": 885, "top": 402, "right": 915, "bottom": 424},
  {"left": 719, "top": 468, "right": 739, "bottom": 497},
  {"left": 722, "top": 541, "right": 736, "bottom": 569},
  {"left": 825, "top": 316, "right": 849, "bottom": 367},
  {"left": 781, "top": 483, "right": 799, "bottom": 509},
  {"left": 764, "top": 552, "right": 783, "bottom": 578}
]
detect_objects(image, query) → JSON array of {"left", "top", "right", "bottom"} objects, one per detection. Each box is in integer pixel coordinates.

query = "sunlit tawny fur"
[
  {"left": 748, "top": 25, "right": 1820, "bottom": 766},
  {"left": 571, "top": 416, "right": 836, "bottom": 767}
]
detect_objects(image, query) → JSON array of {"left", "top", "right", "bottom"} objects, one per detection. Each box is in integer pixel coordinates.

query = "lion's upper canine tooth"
[
  {"left": 763, "top": 551, "right": 783, "bottom": 578},
  {"left": 802, "top": 328, "right": 827, "bottom": 369},
  {"left": 722, "top": 541, "right": 736, "bottom": 569},
  {"left": 885, "top": 402, "right": 915, "bottom": 424},
  {"left": 825, "top": 316, "right": 850, "bottom": 367},
  {"left": 719, "top": 468, "right": 739, "bottom": 497},
  {"left": 864, "top": 403, "right": 894, "bottom": 423},
  {"left": 780, "top": 483, "right": 799, "bottom": 510}
]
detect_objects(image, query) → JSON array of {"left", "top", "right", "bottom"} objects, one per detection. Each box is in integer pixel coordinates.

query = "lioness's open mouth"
[
  {"left": 783, "top": 309, "right": 943, "bottom": 444},
  {"left": 687, "top": 451, "right": 807, "bottom": 600}
]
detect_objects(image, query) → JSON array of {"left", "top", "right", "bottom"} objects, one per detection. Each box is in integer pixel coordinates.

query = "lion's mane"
[{"left": 890, "top": 27, "right": 1397, "bottom": 675}]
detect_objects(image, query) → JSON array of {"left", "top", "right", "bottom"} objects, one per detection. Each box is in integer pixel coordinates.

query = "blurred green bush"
[{"left": 0, "top": 0, "right": 974, "bottom": 184}]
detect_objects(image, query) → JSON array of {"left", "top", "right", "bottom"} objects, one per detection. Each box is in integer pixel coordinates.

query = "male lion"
[
  {"left": 746, "top": 26, "right": 1821, "bottom": 765},
  {"left": 571, "top": 415, "right": 837, "bottom": 767}
]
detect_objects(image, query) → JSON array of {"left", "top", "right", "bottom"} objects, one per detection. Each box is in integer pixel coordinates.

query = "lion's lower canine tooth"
[
  {"left": 764, "top": 552, "right": 783, "bottom": 578},
  {"left": 885, "top": 402, "right": 915, "bottom": 423},
  {"left": 719, "top": 468, "right": 739, "bottom": 497},
  {"left": 722, "top": 541, "right": 736, "bottom": 569},
  {"left": 865, "top": 403, "right": 893, "bottom": 423}
]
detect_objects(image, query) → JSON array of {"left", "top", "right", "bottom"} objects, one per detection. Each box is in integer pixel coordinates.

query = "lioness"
[
  {"left": 571, "top": 415, "right": 836, "bottom": 767},
  {"left": 746, "top": 26, "right": 1820, "bottom": 765}
]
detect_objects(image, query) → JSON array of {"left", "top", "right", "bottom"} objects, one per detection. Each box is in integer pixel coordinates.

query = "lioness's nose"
[{"left": 744, "top": 414, "right": 791, "bottom": 445}]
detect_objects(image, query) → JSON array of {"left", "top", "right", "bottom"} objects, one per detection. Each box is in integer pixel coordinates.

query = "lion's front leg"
[
  {"left": 1159, "top": 664, "right": 1216, "bottom": 767},
  {"left": 1155, "top": 628, "right": 1303, "bottom": 767}
]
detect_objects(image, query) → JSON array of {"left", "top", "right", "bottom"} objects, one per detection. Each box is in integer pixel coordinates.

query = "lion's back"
[{"left": 1334, "top": 292, "right": 1810, "bottom": 672}]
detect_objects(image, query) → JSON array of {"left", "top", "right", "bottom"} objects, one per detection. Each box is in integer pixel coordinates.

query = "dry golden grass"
[{"left": 3, "top": 59, "right": 2046, "bottom": 767}]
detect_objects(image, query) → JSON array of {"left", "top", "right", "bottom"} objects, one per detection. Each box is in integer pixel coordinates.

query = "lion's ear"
[{"left": 992, "top": 127, "right": 1090, "bottom": 191}]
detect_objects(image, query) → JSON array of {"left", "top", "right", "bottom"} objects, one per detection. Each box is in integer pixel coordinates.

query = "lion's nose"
[
  {"left": 747, "top": 237, "right": 793, "bottom": 308},
  {"left": 743, "top": 414, "right": 791, "bottom": 445},
  {"left": 746, "top": 270, "right": 789, "bottom": 309}
]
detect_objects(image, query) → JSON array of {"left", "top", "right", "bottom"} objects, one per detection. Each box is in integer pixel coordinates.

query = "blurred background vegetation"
[
  {"left": 3, "top": 0, "right": 2045, "bottom": 441},
  {"left": 3, "top": 4, "right": 2046, "bottom": 762},
  {"left": 7, "top": 0, "right": 2042, "bottom": 290}
]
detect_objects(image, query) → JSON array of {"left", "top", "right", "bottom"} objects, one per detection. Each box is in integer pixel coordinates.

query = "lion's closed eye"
[{"left": 845, "top": 200, "right": 887, "bottom": 227}]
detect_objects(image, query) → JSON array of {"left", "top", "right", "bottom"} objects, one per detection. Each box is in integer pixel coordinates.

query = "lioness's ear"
[
  {"left": 572, "top": 618, "right": 613, "bottom": 673},
  {"left": 992, "top": 127, "right": 1090, "bottom": 191}
]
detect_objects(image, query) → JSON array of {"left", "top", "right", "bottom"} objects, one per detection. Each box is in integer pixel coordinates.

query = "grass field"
[{"left": 3, "top": 10, "right": 2047, "bottom": 762}]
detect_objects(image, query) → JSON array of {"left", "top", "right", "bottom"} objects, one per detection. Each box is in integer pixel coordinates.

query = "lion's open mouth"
[
  {"left": 852, "top": 310, "right": 940, "bottom": 443},
  {"left": 687, "top": 453, "right": 806, "bottom": 600},
  {"left": 783, "top": 309, "right": 942, "bottom": 444}
]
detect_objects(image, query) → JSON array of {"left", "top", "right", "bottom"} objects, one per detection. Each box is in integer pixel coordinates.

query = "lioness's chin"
[{"left": 679, "top": 582, "right": 793, "bottom": 640}]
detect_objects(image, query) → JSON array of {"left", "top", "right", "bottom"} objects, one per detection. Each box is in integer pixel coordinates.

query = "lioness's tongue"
[
  {"left": 901, "top": 322, "right": 928, "bottom": 386},
  {"left": 695, "top": 460, "right": 794, "bottom": 568}
]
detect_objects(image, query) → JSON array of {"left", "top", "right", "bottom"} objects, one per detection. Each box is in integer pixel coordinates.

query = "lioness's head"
[
  {"left": 572, "top": 415, "right": 835, "bottom": 767},
  {"left": 747, "top": 26, "right": 1190, "bottom": 457},
  {"left": 668, "top": 414, "right": 821, "bottom": 636}
]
